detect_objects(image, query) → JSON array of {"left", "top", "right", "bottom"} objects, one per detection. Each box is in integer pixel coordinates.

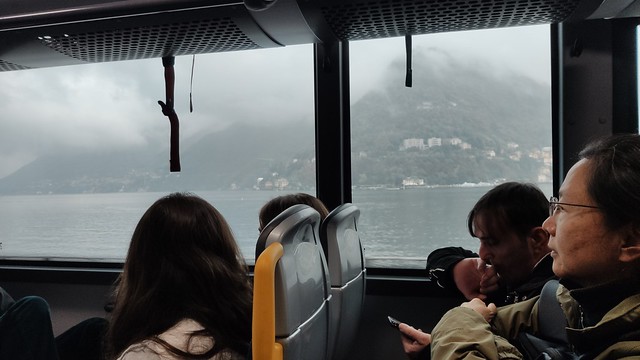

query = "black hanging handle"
[
  {"left": 405, "top": 34, "right": 412, "bottom": 87},
  {"left": 158, "top": 56, "right": 181, "bottom": 172}
]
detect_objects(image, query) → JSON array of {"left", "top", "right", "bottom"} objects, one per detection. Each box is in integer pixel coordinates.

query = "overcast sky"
[{"left": 0, "top": 25, "right": 550, "bottom": 178}]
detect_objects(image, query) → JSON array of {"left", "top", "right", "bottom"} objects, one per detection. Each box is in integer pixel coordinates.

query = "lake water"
[{"left": 0, "top": 184, "right": 552, "bottom": 268}]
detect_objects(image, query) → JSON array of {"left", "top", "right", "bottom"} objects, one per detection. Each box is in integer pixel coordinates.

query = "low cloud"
[{"left": 0, "top": 25, "right": 549, "bottom": 178}]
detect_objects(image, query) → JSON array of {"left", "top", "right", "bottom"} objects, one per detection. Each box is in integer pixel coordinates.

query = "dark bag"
[
  {"left": 515, "top": 280, "right": 577, "bottom": 360},
  {"left": 516, "top": 280, "right": 640, "bottom": 360},
  {"left": 517, "top": 332, "right": 576, "bottom": 360}
]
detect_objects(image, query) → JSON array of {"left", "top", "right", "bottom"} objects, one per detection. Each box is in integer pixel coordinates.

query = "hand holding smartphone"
[
  {"left": 388, "top": 315, "right": 419, "bottom": 342},
  {"left": 390, "top": 316, "right": 430, "bottom": 356}
]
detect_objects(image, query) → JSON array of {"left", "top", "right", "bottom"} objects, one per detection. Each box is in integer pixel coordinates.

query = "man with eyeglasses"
[{"left": 399, "top": 182, "right": 556, "bottom": 359}]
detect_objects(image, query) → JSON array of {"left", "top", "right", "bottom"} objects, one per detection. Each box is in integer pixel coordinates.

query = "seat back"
[
  {"left": 320, "top": 203, "right": 366, "bottom": 360},
  {"left": 253, "top": 204, "right": 331, "bottom": 360}
]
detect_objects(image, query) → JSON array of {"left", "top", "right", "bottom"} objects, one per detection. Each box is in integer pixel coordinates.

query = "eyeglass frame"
[{"left": 548, "top": 196, "right": 600, "bottom": 217}]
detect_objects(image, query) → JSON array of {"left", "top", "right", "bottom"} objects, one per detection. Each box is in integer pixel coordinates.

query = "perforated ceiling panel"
[
  {"left": 0, "top": 60, "right": 31, "bottom": 72},
  {"left": 0, "top": 0, "right": 593, "bottom": 71},
  {"left": 40, "top": 17, "right": 260, "bottom": 63},
  {"left": 317, "top": 0, "right": 581, "bottom": 40}
]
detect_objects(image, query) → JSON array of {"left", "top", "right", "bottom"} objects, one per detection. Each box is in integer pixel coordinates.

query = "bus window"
[
  {"left": 349, "top": 25, "right": 553, "bottom": 269},
  {"left": 0, "top": 45, "right": 314, "bottom": 263}
]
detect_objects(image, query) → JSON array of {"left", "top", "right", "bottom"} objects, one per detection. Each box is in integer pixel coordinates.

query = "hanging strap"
[
  {"left": 189, "top": 54, "right": 195, "bottom": 113},
  {"left": 405, "top": 34, "right": 412, "bottom": 87},
  {"left": 158, "top": 56, "right": 181, "bottom": 172}
]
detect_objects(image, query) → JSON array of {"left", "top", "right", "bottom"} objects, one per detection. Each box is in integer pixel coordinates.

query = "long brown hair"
[{"left": 105, "top": 193, "right": 252, "bottom": 359}]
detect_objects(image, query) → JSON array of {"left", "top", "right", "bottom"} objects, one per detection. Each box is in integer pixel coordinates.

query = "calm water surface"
[{"left": 0, "top": 185, "right": 551, "bottom": 268}]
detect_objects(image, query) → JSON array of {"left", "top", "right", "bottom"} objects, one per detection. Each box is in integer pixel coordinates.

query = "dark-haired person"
[
  {"left": 105, "top": 193, "right": 252, "bottom": 360},
  {"left": 427, "top": 182, "right": 553, "bottom": 306},
  {"left": 258, "top": 193, "right": 329, "bottom": 232},
  {"left": 400, "top": 182, "right": 554, "bottom": 358},
  {"left": 430, "top": 134, "right": 640, "bottom": 359}
]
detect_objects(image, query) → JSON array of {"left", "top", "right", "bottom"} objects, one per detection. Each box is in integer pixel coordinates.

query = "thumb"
[
  {"left": 487, "top": 303, "right": 497, "bottom": 313},
  {"left": 486, "top": 302, "right": 498, "bottom": 321}
]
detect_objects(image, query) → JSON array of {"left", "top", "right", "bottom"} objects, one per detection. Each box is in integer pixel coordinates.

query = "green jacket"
[{"left": 431, "top": 282, "right": 640, "bottom": 359}]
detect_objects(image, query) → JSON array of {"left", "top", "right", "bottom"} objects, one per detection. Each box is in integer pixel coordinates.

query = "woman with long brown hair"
[{"left": 105, "top": 192, "right": 252, "bottom": 359}]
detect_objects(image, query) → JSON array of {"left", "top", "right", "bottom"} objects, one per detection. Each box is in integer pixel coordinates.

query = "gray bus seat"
[
  {"left": 253, "top": 204, "right": 332, "bottom": 360},
  {"left": 320, "top": 203, "right": 366, "bottom": 360}
]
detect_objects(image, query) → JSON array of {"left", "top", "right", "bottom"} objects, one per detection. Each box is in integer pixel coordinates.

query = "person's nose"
[
  {"left": 542, "top": 216, "right": 555, "bottom": 237},
  {"left": 478, "top": 242, "right": 491, "bottom": 263}
]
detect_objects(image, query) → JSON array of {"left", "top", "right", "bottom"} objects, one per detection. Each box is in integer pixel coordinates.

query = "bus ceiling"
[{"left": 0, "top": 0, "right": 637, "bottom": 72}]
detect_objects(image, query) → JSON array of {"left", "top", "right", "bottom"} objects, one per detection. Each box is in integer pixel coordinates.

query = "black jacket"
[{"left": 426, "top": 247, "right": 556, "bottom": 306}]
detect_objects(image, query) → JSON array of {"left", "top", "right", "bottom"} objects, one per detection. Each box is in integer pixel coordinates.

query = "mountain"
[
  {"left": 0, "top": 122, "right": 315, "bottom": 194},
  {"left": 350, "top": 49, "right": 551, "bottom": 186},
  {"left": 352, "top": 49, "right": 550, "bottom": 152},
  {"left": 161, "top": 122, "right": 315, "bottom": 191},
  {"left": 0, "top": 50, "right": 551, "bottom": 194}
]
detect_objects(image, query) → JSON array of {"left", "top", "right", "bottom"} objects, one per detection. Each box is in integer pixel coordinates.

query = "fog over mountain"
[
  {"left": 353, "top": 47, "right": 550, "bottom": 151},
  {"left": 0, "top": 48, "right": 550, "bottom": 194},
  {"left": 350, "top": 47, "right": 550, "bottom": 187}
]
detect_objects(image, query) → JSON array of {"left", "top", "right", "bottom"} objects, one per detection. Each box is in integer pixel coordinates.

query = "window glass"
[
  {"left": 0, "top": 45, "right": 314, "bottom": 263},
  {"left": 350, "top": 25, "right": 553, "bottom": 269}
]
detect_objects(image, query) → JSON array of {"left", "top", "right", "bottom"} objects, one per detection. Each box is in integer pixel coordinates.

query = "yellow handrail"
[{"left": 252, "top": 242, "right": 284, "bottom": 360}]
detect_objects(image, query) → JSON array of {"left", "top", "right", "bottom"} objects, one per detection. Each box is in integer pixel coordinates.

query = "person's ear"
[
  {"left": 528, "top": 226, "right": 550, "bottom": 249},
  {"left": 620, "top": 224, "right": 640, "bottom": 263}
]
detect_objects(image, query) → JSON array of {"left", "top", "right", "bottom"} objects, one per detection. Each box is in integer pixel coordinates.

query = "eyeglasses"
[{"left": 549, "top": 196, "right": 600, "bottom": 217}]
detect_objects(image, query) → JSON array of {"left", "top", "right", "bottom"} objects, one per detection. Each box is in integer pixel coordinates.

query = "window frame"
[{"left": 4, "top": 19, "right": 639, "bottom": 278}]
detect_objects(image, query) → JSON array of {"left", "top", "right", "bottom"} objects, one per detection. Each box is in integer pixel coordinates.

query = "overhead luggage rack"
[
  {"left": 308, "top": 0, "right": 582, "bottom": 41},
  {"left": 0, "top": 0, "right": 622, "bottom": 71}
]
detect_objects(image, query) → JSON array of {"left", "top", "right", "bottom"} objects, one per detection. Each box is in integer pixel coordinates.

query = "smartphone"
[
  {"left": 387, "top": 315, "right": 401, "bottom": 329},
  {"left": 389, "top": 316, "right": 417, "bottom": 341}
]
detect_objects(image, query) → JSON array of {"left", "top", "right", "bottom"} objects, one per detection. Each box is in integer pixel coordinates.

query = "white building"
[
  {"left": 400, "top": 138, "right": 425, "bottom": 150},
  {"left": 427, "top": 137, "right": 442, "bottom": 147}
]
